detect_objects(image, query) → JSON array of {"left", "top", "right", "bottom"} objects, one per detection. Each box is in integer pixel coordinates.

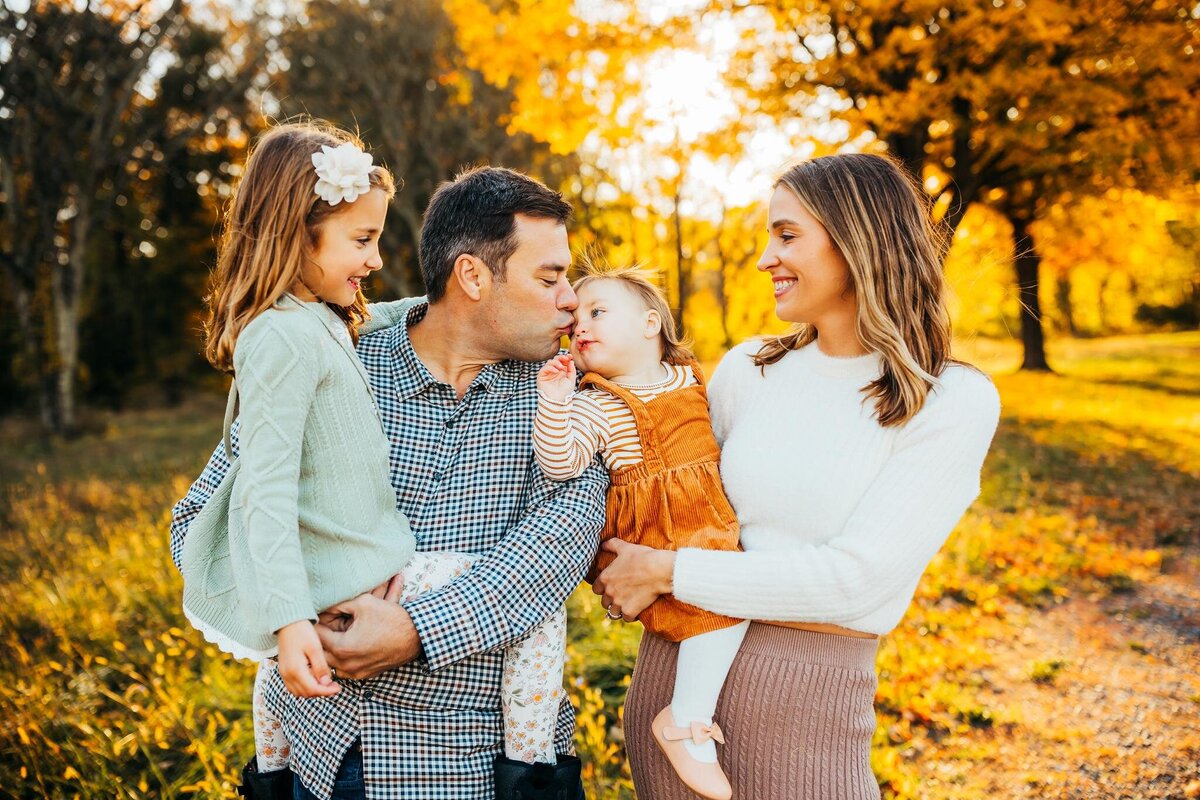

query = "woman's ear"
[
  {"left": 644, "top": 309, "right": 663, "bottom": 339},
  {"left": 452, "top": 254, "right": 490, "bottom": 301}
]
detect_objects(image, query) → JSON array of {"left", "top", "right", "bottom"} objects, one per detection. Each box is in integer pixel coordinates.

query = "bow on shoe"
[{"left": 662, "top": 721, "right": 726, "bottom": 746}]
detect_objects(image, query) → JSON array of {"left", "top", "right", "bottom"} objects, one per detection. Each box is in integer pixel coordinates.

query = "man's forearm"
[{"left": 404, "top": 463, "right": 607, "bottom": 672}]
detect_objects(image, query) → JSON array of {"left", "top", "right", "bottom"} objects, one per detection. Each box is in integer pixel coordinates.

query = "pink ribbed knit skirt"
[{"left": 624, "top": 623, "right": 881, "bottom": 800}]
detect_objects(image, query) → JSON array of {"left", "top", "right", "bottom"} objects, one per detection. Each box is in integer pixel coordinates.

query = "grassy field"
[{"left": 1, "top": 332, "right": 1197, "bottom": 799}]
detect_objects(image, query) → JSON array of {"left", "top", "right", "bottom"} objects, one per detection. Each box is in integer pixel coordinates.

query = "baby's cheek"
[{"left": 569, "top": 344, "right": 588, "bottom": 372}]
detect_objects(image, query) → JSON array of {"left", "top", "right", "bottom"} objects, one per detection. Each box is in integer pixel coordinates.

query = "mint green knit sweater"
[{"left": 180, "top": 295, "right": 416, "bottom": 658}]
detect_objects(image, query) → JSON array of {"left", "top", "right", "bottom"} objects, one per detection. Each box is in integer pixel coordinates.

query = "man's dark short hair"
[{"left": 419, "top": 166, "right": 573, "bottom": 302}]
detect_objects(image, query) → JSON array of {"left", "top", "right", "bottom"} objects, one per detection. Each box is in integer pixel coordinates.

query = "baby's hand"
[
  {"left": 537, "top": 354, "right": 577, "bottom": 403},
  {"left": 276, "top": 619, "right": 340, "bottom": 698}
]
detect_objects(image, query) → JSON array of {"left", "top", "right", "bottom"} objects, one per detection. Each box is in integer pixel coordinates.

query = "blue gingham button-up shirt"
[{"left": 170, "top": 301, "right": 608, "bottom": 799}]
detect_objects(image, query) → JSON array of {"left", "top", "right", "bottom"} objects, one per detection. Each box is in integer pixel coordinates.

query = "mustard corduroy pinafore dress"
[{"left": 583, "top": 362, "right": 743, "bottom": 642}]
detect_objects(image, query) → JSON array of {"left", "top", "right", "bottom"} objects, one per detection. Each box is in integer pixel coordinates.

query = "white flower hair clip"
[{"left": 311, "top": 143, "right": 374, "bottom": 205}]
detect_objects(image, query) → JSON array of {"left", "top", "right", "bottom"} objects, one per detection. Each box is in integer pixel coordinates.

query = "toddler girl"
[
  {"left": 534, "top": 265, "right": 750, "bottom": 800},
  {"left": 178, "top": 121, "right": 566, "bottom": 798}
]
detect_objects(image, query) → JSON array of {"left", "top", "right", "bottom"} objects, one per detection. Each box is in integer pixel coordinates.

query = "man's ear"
[
  {"left": 451, "top": 254, "right": 490, "bottom": 301},
  {"left": 644, "top": 309, "right": 663, "bottom": 339}
]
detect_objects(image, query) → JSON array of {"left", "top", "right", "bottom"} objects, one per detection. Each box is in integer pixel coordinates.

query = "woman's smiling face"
[{"left": 756, "top": 185, "right": 855, "bottom": 325}]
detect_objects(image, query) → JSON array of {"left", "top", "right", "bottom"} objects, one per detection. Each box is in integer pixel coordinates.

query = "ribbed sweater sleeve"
[
  {"left": 706, "top": 343, "right": 750, "bottom": 445},
  {"left": 532, "top": 392, "right": 612, "bottom": 481},
  {"left": 674, "top": 359, "right": 1000, "bottom": 633},
  {"left": 233, "top": 312, "right": 323, "bottom": 634}
]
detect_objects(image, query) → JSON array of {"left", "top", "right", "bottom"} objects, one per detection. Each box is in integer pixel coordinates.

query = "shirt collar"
[{"left": 389, "top": 302, "right": 519, "bottom": 401}]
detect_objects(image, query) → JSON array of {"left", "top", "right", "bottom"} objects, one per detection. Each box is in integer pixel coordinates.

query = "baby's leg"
[
  {"left": 670, "top": 619, "right": 751, "bottom": 762},
  {"left": 500, "top": 605, "right": 566, "bottom": 764},
  {"left": 253, "top": 659, "right": 291, "bottom": 771},
  {"left": 397, "top": 552, "right": 567, "bottom": 764}
]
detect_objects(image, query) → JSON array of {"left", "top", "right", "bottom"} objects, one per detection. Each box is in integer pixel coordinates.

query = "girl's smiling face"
[
  {"left": 570, "top": 279, "right": 663, "bottom": 379},
  {"left": 295, "top": 187, "right": 388, "bottom": 306}
]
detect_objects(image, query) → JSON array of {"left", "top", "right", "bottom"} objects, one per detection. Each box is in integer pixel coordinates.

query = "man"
[{"left": 170, "top": 166, "right": 607, "bottom": 799}]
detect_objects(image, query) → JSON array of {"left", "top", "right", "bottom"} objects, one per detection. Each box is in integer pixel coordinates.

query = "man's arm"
[
  {"left": 169, "top": 422, "right": 238, "bottom": 570},
  {"left": 405, "top": 459, "right": 608, "bottom": 673}
]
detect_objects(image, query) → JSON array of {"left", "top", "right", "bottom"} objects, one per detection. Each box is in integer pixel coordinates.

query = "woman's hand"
[
  {"left": 275, "top": 619, "right": 341, "bottom": 698},
  {"left": 592, "top": 538, "right": 676, "bottom": 622}
]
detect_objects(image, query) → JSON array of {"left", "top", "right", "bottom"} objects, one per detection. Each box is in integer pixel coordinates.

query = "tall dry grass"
[{"left": 1, "top": 332, "right": 1196, "bottom": 798}]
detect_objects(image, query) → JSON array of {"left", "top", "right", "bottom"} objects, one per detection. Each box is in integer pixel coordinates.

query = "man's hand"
[
  {"left": 276, "top": 620, "right": 341, "bottom": 698},
  {"left": 315, "top": 592, "right": 422, "bottom": 680},
  {"left": 368, "top": 573, "right": 404, "bottom": 601},
  {"left": 537, "top": 353, "right": 577, "bottom": 403}
]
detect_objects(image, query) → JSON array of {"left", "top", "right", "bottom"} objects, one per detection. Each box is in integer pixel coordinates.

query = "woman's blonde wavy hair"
[
  {"left": 753, "top": 153, "right": 954, "bottom": 427},
  {"left": 203, "top": 121, "right": 395, "bottom": 374},
  {"left": 573, "top": 261, "right": 695, "bottom": 365}
]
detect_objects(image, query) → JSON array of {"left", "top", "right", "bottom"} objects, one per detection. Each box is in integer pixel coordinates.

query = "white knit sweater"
[{"left": 671, "top": 339, "right": 1001, "bottom": 635}]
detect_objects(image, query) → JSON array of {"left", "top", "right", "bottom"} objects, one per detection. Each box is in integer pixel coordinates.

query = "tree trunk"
[
  {"left": 1008, "top": 214, "right": 1052, "bottom": 371},
  {"left": 671, "top": 184, "right": 687, "bottom": 336},
  {"left": 715, "top": 256, "right": 731, "bottom": 352},
  {"left": 628, "top": 211, "right": 639, "bottom": 266},
  {"left": 885, "top": 128, "right": 929, "bottom": 186},
  {"left": 1056, "top": 272, "right": 1079, "bottom": 336},
  {"left": 1097, "top": 274, "right": 1110, "bottom": 333},
  {"left": 8, "top": 281, "right": 55, "bottom": 429},
  {"left": 50, "top": 200, "right": 90, "bottom": 434},
  {"left": 0, "top": 158, "right": 56, "bottom": 430},
  {"left": 713, "top": 206, "right": 732, "bottom": 351}
]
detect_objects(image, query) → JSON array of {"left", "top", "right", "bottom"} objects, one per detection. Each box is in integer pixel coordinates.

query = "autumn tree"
[
  {"left": 0, "top": 0, "right": 256, "bottom": 430},
  {"left": 267, "top": 0, "right": 579, "bottom": 295},
  {"left": 444, "top": 0, "right": 762, "bottom": 341},
  {"left": 1031, "top": 191, "right": 1200, "bottom": 335},
  {"left": 728, "top": 0, "right": 1200, "bottom": 369}
]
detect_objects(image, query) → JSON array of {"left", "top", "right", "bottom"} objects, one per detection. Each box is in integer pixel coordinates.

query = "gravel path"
[{"left": 916, "top": 549, "right": 1200, "bottom": 799}]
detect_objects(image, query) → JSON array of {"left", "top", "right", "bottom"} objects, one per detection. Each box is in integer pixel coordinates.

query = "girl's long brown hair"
[
  {"left": 203, "top": 121, "right": 395, "bottom": 374},
  {"left": 754, "top": 153, "right": 954, "bottom": 427}
]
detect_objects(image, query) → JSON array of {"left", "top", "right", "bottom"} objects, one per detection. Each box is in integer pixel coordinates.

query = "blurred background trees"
[
  {"left": 269, "top": 0, "right": 579, "bottom": 295},
  {"left": 0, "top": 0, "right": 256, "bottom": 429},
  {"left": 722, "top": 0, "right": 1200, "bottom": 369},
  {"left": 1, "top": 0, "right": 1197, "bottom": 431}
]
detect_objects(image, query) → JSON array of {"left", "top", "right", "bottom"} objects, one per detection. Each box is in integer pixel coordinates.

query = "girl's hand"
[
  {"left": 537, "top": 354, "right": 577, "bottom": 403},
  {"left": 592, "top": 538, "right": 676, "bottom": 622},
  {"left": 276, "top": 619, "right": 341, "bottom": 698}
]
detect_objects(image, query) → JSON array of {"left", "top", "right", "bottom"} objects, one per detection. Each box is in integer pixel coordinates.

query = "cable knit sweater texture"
[
  {"left": 671, "top": 339, "right": 1001, "bottom": 635},
  {"left": 180, "top": 295, "right": 416, "bottom": 656}
]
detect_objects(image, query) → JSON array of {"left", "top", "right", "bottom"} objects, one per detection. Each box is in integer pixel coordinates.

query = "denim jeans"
[{"left": 294, "top": 742, "right": 365, "bottom": 800}]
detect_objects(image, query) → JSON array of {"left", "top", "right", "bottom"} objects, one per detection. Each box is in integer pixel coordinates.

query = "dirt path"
[{"left": 916, "top": 549, "right": 1200, "bottom": 799}]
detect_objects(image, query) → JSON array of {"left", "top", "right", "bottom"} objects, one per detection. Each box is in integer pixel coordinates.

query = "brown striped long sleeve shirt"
[{"left": 534, "top": 363, "right": 695, "bottom": 479}]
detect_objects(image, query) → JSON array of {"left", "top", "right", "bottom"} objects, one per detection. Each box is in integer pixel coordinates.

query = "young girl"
[
  {"left": 177, "top": 121, "right": 567, "bottom": 798},
  {"left": 534, "top": 265, "right": 750, "bottom": 800}
]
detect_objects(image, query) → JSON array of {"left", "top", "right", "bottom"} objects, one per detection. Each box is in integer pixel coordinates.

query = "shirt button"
[
  {"left": 432, "top": 471, "right": 443, "bottom": 481},
  {"left": 362, "top": 689, "right": 373, "bottom": 700}
]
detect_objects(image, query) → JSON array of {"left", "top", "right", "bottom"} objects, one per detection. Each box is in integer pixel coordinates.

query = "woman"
[{"left": 593, "top": 153, "right": 1001, "bottom": 799}]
